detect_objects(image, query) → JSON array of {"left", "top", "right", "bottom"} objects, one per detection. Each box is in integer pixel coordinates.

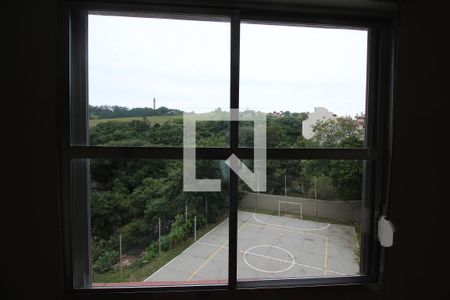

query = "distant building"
[
  {"left": 302, "top": 107, "right": 336, "bottom": 139},
  {"left": 355, "top": 112, "right": 366, "bottom": 131},
  {"left": 153, "top": 96, "right": 156, "bottom": 110}
]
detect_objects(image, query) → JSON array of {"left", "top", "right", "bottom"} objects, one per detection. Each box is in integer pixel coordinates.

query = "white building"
[
  {"left": 302, "top": 107, "right": 336, "bottom": 139},
  {"left": 355, "top": 112, "right": 366, "bottom": 131}
]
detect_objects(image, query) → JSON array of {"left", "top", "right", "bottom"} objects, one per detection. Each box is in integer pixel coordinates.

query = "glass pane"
[
  {"left": 88, "top": 14, "right": 230, "bottom": 147},
  {"left": 90, "top": 159, "right": 229, "bottom": 286},
  {"left": 237, "top": 159, "right": 363, "bottom": 281},
  {"left": 239, "top": 23, "right": 368, "bottom": 148}
]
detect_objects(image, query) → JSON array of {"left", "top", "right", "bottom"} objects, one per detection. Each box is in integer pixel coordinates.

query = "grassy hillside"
[
  {"left": 93, "top": 216, "right": 226, "bottom": 283},
  {"left": 89, "top": 115, "right": 181, "bottom": 127}
]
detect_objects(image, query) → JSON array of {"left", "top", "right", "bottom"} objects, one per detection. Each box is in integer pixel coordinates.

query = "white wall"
[
  {"left": 240, "top": 193, "right": 361, "bottom": 224},
  {"left": 302, "top": 107, "right": 335, "bottom": 139}
]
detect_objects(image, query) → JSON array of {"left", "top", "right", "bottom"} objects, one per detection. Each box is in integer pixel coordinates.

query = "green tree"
[
  {"left": 329, "top": 160, "right": 363, "bottom": 200},
  {"left": 120, "top": 219, "right": 150, "bottom": 253},
  {"left": 307, "top": 175, "right": 338, "bottom": 200},
  {"left": 92, "top": 250, "right": 119, "bottom": 273},
  {"left": 298, "top": 117, "right": 364, "bottom": 200},
  {"left": 91, "top": 191, "right": 128, "bottom": 239},
  {"left": 312, "top": 117, "right": 363, "bottom": 147}
]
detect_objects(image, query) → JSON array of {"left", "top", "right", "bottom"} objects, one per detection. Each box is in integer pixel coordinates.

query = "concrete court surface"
[{"left": 145, "top": 211, "right": 359, "bottom": 284}]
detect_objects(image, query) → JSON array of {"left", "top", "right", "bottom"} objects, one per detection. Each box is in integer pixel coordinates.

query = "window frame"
[{"left": 60, "top": 0, "right": 395, "bottom": 294}]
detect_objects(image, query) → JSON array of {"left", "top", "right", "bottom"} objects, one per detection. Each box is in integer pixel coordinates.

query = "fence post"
[
  {"left": 257, "top": 173, "right": 260, "bottom": 211},
  {"left": 119, "top": 234, "right": 123, "bottom": 281},
  {"left": 194, "top": 216, "right": 197, "bottom": 241},
  {"left": 278, "top": 200, "right": 281, "bottom": 216},
  {"left": 158, "top": 217, "right": 161, "bottom": 255},
  {"left": 284, "top": 171, "right": 287, "bottom": 213},
  {"left": 314, "top": 177, "right": 318, "bottom": 217}
]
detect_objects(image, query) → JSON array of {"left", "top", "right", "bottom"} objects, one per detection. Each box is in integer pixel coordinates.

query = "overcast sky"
[{"left": 89, "top": 15, "right": 367, "bottom": 117}]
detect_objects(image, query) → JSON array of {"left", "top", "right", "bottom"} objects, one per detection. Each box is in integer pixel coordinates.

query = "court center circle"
[{"left": 243, "top": 245, "right": 295, "bottom": 273}]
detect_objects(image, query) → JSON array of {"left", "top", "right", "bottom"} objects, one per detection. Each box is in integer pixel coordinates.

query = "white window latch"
[{"left": 378, "top": 215, "right": 395, "bottom": 247}]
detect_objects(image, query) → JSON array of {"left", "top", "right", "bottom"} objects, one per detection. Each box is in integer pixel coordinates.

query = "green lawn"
[
  {"left": 89, "top": 115, "right": 181, "bottom": 127},
  {"left": 93, "top": 217, "right": 226, "bottom": 283}
]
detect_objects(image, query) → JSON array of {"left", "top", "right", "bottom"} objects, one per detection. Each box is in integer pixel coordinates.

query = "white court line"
[
  {"left": 146, "top": 216, "right": 340, "bottom": 282},
  {"left": 197, "top": 241, "right": 229, "bottom": 250},
  {"left": 144, "top": 218, "right": 229, "bottom": 281},
  {"left": 197, "top": 241, "right": 345, "bottom": 276},
  {"left": 243, "top": 245, "right": 296, "bottom": 273},
  {"left": 241, "top": 248, "right": 345, "bottom": 276},
  {"left": 252, "top": 213, "right": 330, "bottom": 231}
]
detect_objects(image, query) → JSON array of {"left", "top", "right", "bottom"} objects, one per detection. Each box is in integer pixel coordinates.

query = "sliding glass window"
[{"left": 65, "top": 4, "right": 392, "bottom": 291}]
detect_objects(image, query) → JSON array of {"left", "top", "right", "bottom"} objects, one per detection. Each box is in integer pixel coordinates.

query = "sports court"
[{"left": 145, "top": 211, "right": 358, "bottom": 284}]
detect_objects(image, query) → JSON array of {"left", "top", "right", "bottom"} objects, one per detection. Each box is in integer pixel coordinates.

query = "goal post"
[{"left": 278, "top": 200, "right": 303, "bottom": 219}]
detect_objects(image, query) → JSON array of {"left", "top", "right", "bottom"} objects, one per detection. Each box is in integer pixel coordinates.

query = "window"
[{"left": 64, "top": 2, "right": 393, "bottom": 292}]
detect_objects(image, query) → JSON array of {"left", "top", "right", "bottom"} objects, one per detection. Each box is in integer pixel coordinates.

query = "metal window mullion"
[
  {"left": 359, "top": 26, "right": 379, "bottom": 277},
  {"left": 70, "top": 11, "right": 89, "bottom": 147},
  {"left": 68, "top": 146, "right": 373, "bottom": 160},
  {"left": 228, "top": 11, "right": 240, "bottom": 290},
  {"left": 69, "top": 8, "right": 91, "bottom": 288},
  {"left": 373, "top": 22, "right": 394, "bottom": 281}
]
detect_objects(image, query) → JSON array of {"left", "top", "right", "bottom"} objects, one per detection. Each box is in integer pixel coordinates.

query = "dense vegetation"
[
  {"left": 89, "top": 105, "right": 183, "bottom": 119},
  {"left": 89, "top": 107, "right": 364, "bottom": 279}
]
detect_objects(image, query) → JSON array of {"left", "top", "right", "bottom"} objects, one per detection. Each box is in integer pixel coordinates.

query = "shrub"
[
  {"left": 308, "top": 176, "right": 338, "bottom": 200},
  {"left": 92, "top": 250, "right": 119, "bottom": 273},
  {"left": 168, "top": 214, "right": 192, "bottom": 246}
]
